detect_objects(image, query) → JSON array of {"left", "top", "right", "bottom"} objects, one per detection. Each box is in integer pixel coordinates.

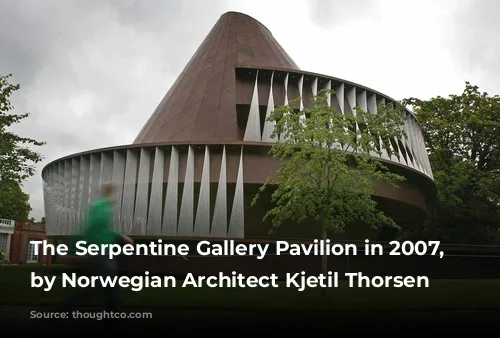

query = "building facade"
[
  {"left": 42, "top": 12, "right": 435, "bottom": 263},
  {"left": 0, "top": 219, "right": 49, "bottom": 264},
  {"left": 0, "top": 219, "right": 14, "bottom": 261},
  {"left": 10, "top": 221, "right": 49, "bottom": 264}
]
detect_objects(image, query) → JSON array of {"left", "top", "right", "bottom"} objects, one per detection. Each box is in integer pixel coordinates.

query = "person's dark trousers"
[
  {"left": 95, "top": 256, "right": 121, "bottom": 312},
  {"left": 58, "top": 256, "right": 121, "bottom": 329}
]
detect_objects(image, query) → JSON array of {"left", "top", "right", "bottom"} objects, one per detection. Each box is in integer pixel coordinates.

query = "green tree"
[
  {"left": 252, "top": 89, "right": 406, "bottom": 293},
  {"left": 0, "top": 74, "right": 45, "bottom": 220},
  {"left": 402, "top": 82, "right": 500, "bottom": 244},
  {"left": 0, "top": 178, "right": 31, "bottom": 221}
]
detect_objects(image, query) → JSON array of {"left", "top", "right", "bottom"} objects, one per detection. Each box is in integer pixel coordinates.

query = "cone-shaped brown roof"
[{"left": 133, "top": 11, "right": 299, "bottom": 144}]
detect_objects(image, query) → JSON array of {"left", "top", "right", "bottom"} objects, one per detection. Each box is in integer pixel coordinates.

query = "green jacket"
[
  {"left": 83, "top": 199, "right": 122, "bottom": 246},
  {"left": 69, "top": 199, "right": 122, "bottom": 255}
]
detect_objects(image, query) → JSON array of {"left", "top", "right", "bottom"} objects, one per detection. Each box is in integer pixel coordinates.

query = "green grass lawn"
[{"left": 1, "top": 264, "right": 499, "bottom": 311}]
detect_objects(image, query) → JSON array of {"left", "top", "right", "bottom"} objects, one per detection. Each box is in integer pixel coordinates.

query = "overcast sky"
[{"left": 1, "top": 0, "right": 498, "bottom": 220}]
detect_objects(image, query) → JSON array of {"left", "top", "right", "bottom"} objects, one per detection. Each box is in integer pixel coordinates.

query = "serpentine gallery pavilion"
[{"left": 42, "top": 12, "right": 434, "bottom": 273}]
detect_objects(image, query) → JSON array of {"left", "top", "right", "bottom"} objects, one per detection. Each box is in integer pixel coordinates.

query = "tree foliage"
[
  {"left": 402, "top": 82, "right": 500, "bottom": 244},
  {"left": 0, "top": 74, "right": 45, "bottom": 220},
  {"left": 253, "top": 89, "right": 406, "bottom": 237},
  {"left": 0, "top": 178, "right": 31, "bottom": 221}
]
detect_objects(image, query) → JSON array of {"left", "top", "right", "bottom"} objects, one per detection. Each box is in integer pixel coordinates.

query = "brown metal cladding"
[{"left": 134, "top": 12, "right": 299, "bottom": 144}]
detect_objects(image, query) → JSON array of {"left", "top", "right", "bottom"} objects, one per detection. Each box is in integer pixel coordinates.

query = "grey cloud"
[
  {"left": 447, "top": 0, "right": 500, "bottom": 91},
  {"left": 112, "top": 0, "right": 183, "bottom": 31},
  {"left": 308, "top": 0, "right": 377, "bottom": 28},
  {"left": 0, "top": 2, "right": 58, "bottom": 87},
  {"left": 0, "top": 0, "right": 229, "bottom": 220}
]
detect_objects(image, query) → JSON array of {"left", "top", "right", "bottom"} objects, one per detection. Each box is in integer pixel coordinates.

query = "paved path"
[{"left": 1, "top": 306, "right": 499, "bottom": 333}]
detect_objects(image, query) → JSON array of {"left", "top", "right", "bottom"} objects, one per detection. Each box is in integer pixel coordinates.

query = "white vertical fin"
[
  {"left": 336, "top": 83, "right": 344, "bottom": 114},
  {"left": 57, "top": 164, "right": 62, "bottom": 235},
  {"left": 262, "top": 71, "right": 276, "bottom": 142},
  {"left": 405, "top": 118, "right": 422, "bottom": 172},
  {"left": 78, "top": 156, "right": 90, "bottom": 230},
  {"left": 376, "top": 96, "right": 393, "bottom": 161},
  {"left": 121, "top": 150, "right": 138, "bottom": 235},
  {"left": 211, "top": 146, "right": 228, "bottom": 237},
  {"left": 89, "top": 153, "right": 101, "bottom": 206},
  {"left": 368, "top": 93, "right": 386, "bottom": 159},
  {"left": 134, "top": 148, "right": 151, "bottom": 235},
  {"left": 244, "top": 70, "right": 261, "bottom": 142},
  {"left": 63, "top": 160, "right": 71, "bottom": 235},
  {"left": 347, "top": 87, "right": 360, "bottom": 139},
  {"left": 162, "top": 146, "right": 179, "bottom": 235},
  {"left": 228, "top": 147, "right": 244, "bottom": 238},
  {"left": 357, "top": 89, "right": 370, "bottom": 153},
  {"left": 324, "top": 79, "right": 331, "bottom": 106},
  {"left": 281, "top": 72, "right": 289, "bottom": 142},
  {"left": 298, "top": 74, "right": 306, "bottom": 129},
  {"left": 177, "top": 146, "right": 195, "bottom": 236},
  {"left": 70, "top": 158, "right": 80, "bottom": 234},
  {"left": 401, "top": 114, "right": 415, "bottom": 169},
  {"left": 312, "top": 76, "right": 318, "bottom": 96},
  {"left": 111, "top": 151, "right": 126, "bottom": 232},
  {"left": 43, "top": 168, "right": 54, "bottom": 235},
  {"left": 194, "top": 146, "right": 211, "bottom": 237},
  {"left": 147, "top": 147, "right": 165, "bottom": 236},
  {"left": 99, "top": 152, "right": 113, "bottom": 187}
]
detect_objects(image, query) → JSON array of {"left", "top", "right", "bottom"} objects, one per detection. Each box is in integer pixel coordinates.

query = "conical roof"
[{"left": 134, "top": 11, "right": 299, "bottom": 144}]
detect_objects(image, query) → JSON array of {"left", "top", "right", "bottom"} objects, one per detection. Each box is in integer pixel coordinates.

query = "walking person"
[{"left": 61, "top": 182, "right": 133, "bottom": 321}]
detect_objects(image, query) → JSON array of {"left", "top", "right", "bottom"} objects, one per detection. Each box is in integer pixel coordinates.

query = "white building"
[{"left": 0, "top": 218, "right": 15, "bottom": 261}]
